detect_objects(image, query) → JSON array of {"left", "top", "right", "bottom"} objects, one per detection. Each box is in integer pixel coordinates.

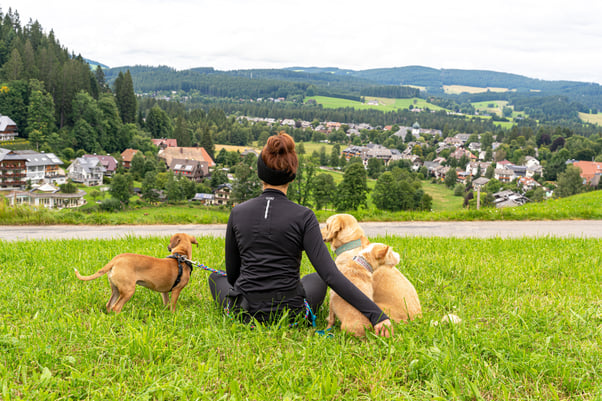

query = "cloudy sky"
[{"left": 8, "top": 0, "right": 602, "bottom": 84}]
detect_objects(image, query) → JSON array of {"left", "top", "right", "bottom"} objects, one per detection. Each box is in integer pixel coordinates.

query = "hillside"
[{"left": 104, "top": 64, "right": 602, "bottom": 123}]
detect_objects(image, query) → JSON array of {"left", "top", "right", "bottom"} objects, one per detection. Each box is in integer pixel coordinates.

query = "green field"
[
  {"left": 2, "top": 186, "right": 602, "bottom": 225},
  {"left": 2, "top": 235, "right": 601, "bottom": 399},
  {"left": 421, "top": 181, "right": 464, "bottom": 212},
  {"left": 296, "top": 141, "right": 334, "bottom": 156},
  {"left": 579, "top": 112, "right": 602, "bottom": 126},
  {"left": 306, "top": 96, "right": 445, "bottom": 112}
]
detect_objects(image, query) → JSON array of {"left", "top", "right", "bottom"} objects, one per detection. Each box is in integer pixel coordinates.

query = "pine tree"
[
  {"left": 114, "top": 70, "right": 137, "bottom": 124},
  {"left": 200, "top": 129, "right": 215, "bottom": 159}
]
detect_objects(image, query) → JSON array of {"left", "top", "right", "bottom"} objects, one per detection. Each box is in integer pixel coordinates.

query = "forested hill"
[
  {"left": 105, "top": 64, "right": 602, "bottom": 114},
  {"left": 288, "top": 65, "right": 601, "bottom": 93}
]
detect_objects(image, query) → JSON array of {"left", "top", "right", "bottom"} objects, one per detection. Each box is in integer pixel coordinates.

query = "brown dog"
[{"left": 75, "top": 233, "right": 198, "bottom": 313}]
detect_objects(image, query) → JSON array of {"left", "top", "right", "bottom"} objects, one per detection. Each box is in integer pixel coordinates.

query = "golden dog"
[
  {"left": 372, "top": 255, "right": 422, "bottom": 323},
  {"left": 321, "top": 213, "right": 369, "bottom": 264},
  {"left": 322, "top": 213, "right": 421, "bottom": 324},
  {"left": 326, "top": 243, "right": 400, "bottom": 336},
  {"left": 75, "top": 233, "right": 198, "bottom": 313}
]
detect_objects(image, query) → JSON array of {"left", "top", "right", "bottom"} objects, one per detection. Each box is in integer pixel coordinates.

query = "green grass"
[
  {"left": 297, "top": 141, "right": 335, "bottom": 156},
  {"left": 2, "top": 188, "right": 601, "bottom": 225},
  {"left": 421, "top": 181, "right": 464, "bottom": 212},
  {"left": 1, "top": 235, "right": 601, "bottom": 399},
  {"left": 579, "top": 112, "right": 602, "bottom": 126},
  {"left": 306, "top": 96, "right": 445, "bottom": 112}
]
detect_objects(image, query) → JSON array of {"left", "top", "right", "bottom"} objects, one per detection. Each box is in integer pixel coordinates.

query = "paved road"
[{"left": 1, "top": 220, "right": 601, "bottom": 241}]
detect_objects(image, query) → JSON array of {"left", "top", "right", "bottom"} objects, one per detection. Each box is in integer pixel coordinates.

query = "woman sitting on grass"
[{"left": 208, "top": 132, "right": 392, "bottom": 337}]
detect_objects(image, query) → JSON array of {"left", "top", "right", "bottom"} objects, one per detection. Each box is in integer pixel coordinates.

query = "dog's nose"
[{"left": 167, "top": 245, "right": 172, "bottom": 251}]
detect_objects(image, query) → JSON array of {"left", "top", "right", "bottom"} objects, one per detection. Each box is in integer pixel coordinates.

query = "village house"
[
  {"left": 120, "top": 149, "right": 139, "bottom": 169},
  {"left": 433, "top": 165, "right": 450, "bottom": 181},
  {"left": 83, "top": 154, "right": 118, "bottom": 176},
  {"left": 191, "top": 193, "right": 214, "bottom": 204},
  {"left": 169, "top": 158, "right": 208, "bottom": 182},
  {"left": 571, "top": 160, "right": 602, "bottom": 187},
  {"left": 454, "top": 133, "right": 472, "bottom": 144},
  {"left": 5, "top": 183, "right": 86, "bottom": 209},
  {"left": 494, "top": 167, "right": 515, "bottom": 183},
  {"left": 0, "top": 116, "right": 18, "bottom": 141},
  {"left": 465, "top": 161, "right": 492, "bottom": 176},
  {"left": 365, "top": 144, "right": 393, "bottom": 165},
  {"left": 468, "top": 142, "right": 482, "bottom": 152},
  {"left": 0, "top": 149, "right": 28, "bottom": 190},
  {"left": 492, "top": 190, "right": 530, "bottom": 208},
  {"left": 517, "top": 176, "right": 541, "bottom": 191},
  {"left": 151, "top": 138, "right": 178, "bottom": 150},
  {"left": 158, "top": 146, "right": 215, "bottom": 172},
  {"left": 449, "top": 148, "right": 476, "bottom": 161},
  {"left": 67, "top": 157, "right": 105, "bottom": 186},
  {"left": 342, "top": 145, "right": 364, "bottom": 160},
  {"left": 19, "top": 151, "right": 65, "bottom": 185},
  {"left": 212, "top": 183, "right": 232, "bottom": 206},
  {"left": 472, "top": 177, "right": 490, "bottom": 190},
  {"left": 444, "top": 137, "right": 464, "bottom": 147},
  {"left": 423, "top": 161, "right": 442, "bottom": 176}
]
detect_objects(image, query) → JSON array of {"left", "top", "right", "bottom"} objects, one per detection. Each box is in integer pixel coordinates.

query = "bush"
[
  {"left": 99, "top": 198, "right": 122, "bottom": 212},
  {"left": 454, "top": 184, "right": 465, "bottom": 197}
]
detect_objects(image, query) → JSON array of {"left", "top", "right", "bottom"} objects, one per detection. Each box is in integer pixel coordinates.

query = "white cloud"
[{"left": 8, "top": 0, "right": 602, "bottom": 83}]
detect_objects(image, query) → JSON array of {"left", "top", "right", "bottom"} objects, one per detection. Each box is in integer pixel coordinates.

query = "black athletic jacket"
[{"left": 225, "top": 188, "right": 388, "bottom": 326}]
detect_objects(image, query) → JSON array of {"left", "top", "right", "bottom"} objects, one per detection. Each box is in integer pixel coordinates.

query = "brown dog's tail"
[{"left": 74, "top": 261, "right": 114, "bottom": 281}]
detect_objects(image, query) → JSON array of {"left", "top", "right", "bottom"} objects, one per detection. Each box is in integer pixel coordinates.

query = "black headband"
[{"left": 257, "top": 152, "right": 296, "bottom": 185}]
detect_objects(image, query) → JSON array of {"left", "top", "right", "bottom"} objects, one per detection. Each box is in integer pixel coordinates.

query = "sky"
[{"left": 7, "top": 0, "right": 602, "bottom": 84}]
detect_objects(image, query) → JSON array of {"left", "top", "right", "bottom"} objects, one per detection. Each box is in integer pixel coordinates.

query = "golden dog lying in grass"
[
  {"left": 322, "top": 214, "right": 421, "bottom": 327},
  {"left": 75, "top": 233, "right": 198, "bottom": 313}
]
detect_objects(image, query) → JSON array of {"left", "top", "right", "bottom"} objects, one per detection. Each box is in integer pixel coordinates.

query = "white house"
[
  {"left": 67, "top": 157, "right": 105, "bottom": 186},
  {"left": 0, "top": 116, "right": 18, "bottom": 141},
  {"left": 6, "top": 183, "right": 86, "bottom": 209},
  {"left": 19, "top": 151, "right": 64, "bottom": 184}
]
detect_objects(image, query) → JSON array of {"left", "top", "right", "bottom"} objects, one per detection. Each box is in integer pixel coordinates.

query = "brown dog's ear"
[{"left": 169, "top": 234, "right": 181, "bottom": 250}]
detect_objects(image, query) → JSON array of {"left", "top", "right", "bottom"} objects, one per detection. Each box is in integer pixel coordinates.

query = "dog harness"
[
  {"left": 334, "top": 239, "right": 363, "bottom": 256},
  {"left": 352, "top": 255, "right": 373, "bottom": 273},
  {"left": 167, "top": 253, "right": 193, "bottom": 291}
]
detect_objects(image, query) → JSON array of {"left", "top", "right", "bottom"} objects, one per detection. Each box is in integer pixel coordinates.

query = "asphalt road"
[{"left": 1, "top": 220, "right": 601, "bottom": 241}]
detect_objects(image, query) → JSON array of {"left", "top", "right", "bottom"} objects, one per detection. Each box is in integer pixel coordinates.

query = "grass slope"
[
  {"left": 1, "top": 235, "right": 601, "bottom": 399},
  {"left": 1, "top": 188, "right": 601, "bottom": 225},
  {"left": 579, "top": 112, "right": 602, "bottom": 126},
  {"left": 307, "top": 96, "right": 445, "bottom": 112}
]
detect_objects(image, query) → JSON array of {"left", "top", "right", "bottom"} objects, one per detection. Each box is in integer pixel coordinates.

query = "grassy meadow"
[
  {"left": 306, "top": 96, "right": 444, "bottom": 112},
  {"left": 443, "top": 85, "right": 514, "bottom": 95},
  {"left": 1, "top": 235, "right": 601, "bottom": 399},
  {"left": 578, "top": 112, "right": 602, "bottom": 126},
  {"left": 1, "top": 187, "right": 602, "bottom": 225}
]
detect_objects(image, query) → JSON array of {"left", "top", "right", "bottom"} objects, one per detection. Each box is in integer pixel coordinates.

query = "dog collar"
[
  {"left": 352, "top": 255, "right": 373, "bottom": 273},
  {"left": 334, "top": 239, "right": 363, "bottom": 256}
]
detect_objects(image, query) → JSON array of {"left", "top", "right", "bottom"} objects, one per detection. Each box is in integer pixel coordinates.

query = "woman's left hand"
[{"left": 374, "top": 319, "right": 394, "bottom": 337}]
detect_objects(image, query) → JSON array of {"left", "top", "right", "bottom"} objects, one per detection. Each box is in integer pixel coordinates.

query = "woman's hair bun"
[{"left": 262, "top": 131, "right": 298, "bottom": 175}]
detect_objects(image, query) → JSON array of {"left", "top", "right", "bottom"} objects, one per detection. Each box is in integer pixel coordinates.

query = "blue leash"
[{"left": 187, "top": 258, "right": 317, "bottom": 327}]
